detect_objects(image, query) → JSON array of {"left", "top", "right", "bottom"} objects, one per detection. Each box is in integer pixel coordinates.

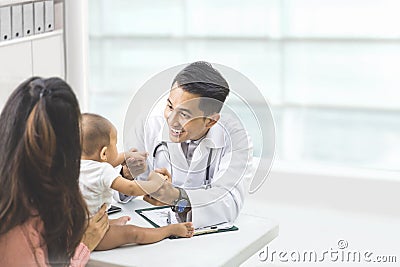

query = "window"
[{"left": 89, "top": 0, "right": 400, "bottom": 171}]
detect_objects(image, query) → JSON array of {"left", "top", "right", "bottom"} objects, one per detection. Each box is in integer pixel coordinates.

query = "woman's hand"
[{"left": 81, "top": 204, "right": 109, "bottom": 251}]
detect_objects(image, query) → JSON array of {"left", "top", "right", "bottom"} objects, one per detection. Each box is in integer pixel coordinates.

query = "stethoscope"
[{"left": 152, "top": 141, "right": 213, "bottom": 189}]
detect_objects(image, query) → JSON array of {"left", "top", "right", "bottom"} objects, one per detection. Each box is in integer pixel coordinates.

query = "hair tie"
[
  {"left": 30, "top": 78, "right": 51, "bottom": 98},
  {"left": 40, "top": 87, "right": 51, "bottom": 98}
]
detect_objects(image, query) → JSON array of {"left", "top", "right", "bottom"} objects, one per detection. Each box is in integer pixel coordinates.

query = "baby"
[{"left": 79, "top": 113, "right": 193, "bottom": 250}]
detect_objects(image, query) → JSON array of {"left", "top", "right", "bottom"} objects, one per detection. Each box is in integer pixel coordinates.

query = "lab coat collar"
[{"left": 201, "top": 119, "right": 225, "bottom": 149}]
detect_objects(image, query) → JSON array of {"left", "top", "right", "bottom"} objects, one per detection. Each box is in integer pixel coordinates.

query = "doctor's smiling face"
[
  {"left": 164, "top": 85, "right": 219, "bottom": 143},
  {"left": 164, "top": 61, "right": 230, "bottom": 143}
]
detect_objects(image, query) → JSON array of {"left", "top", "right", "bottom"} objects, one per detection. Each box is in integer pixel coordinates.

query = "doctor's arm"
[
  {"left": 186, "top": 151, "right": 251, "bottom": 228},
  {"left": 185, "top": 129, "right": 253, "bottom": 228},
  {"left": 145, "top": 140, "right": 252, "bottom": 228}
]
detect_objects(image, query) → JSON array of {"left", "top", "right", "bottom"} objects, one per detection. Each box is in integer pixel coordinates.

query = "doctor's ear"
[
  {"left": 100, "top": 146, "right": 108, "bottom": 162},
  {"left": 205, "top": 113, "right": 220, "bottom": 128}
]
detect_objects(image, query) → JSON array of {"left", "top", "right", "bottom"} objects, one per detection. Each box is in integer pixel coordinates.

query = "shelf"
[
  {"left": 0, "top": 29, "right": 63, "bottom": 48},
  {"left": 0, "top": 0, "right": 43, "bottom": 6}
]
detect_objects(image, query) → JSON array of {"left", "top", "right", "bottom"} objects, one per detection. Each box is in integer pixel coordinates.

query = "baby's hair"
[{"left": 81, "top": 113, "right": 113, "bottom": 156}]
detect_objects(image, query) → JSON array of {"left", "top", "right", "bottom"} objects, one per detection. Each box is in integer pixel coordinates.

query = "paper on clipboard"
[
  {"left": 140, "top": 208, "right": 179, "bottom": 227},
  {"left": 137, "top": 206, "right": 237, "bottom": 236}
]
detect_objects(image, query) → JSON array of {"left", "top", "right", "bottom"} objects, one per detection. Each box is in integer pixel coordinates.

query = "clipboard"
[{"left": 135, "top": 206, "right": 238, "bottom": 238}]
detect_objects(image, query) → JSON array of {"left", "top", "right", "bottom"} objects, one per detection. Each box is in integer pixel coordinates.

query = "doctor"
[{"left": 120, "top": 61, "right": 253, "bottom": 228}]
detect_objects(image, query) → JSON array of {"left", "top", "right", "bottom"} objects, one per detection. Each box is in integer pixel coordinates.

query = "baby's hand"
[
  {"left": 124, "top": 148, "right": 148, "bottom": 162},
  {"left": 123, "top": 148, "right": 148, "bottom": 177}
]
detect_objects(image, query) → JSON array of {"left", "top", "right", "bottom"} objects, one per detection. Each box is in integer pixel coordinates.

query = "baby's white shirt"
[{"left": 79, "top": 159, "right": 119, "bottom": 216}]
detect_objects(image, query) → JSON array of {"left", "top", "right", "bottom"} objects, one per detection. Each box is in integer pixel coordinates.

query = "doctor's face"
[{"left": 164, "top": 86, "right": 216, "bottom": 143}]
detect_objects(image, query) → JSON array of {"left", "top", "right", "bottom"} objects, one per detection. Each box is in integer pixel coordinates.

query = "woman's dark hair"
[{"left": 0, "top": 77, "right": 88, "bottom": 266}]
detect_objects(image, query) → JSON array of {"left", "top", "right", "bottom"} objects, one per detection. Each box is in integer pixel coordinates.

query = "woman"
[{"left": 0, "top": 77, "right": 109, "bottom": 266}]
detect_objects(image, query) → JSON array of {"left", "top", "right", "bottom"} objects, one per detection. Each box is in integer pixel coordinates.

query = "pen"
[
  {"left": 193, "top": 225, "right": 218, "bottom": 236},
  {"left": 166, "top": 211, "right": 171, "bottom": 225}
]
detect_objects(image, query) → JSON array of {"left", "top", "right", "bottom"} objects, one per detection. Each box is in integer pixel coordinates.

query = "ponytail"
[{"left": 24, "top": 98, "right": 56, "bottom": 174}]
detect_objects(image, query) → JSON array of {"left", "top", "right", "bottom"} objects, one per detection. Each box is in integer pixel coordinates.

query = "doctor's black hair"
[{"left": 172, "top": 61, "right": 230, "bottom": 115}]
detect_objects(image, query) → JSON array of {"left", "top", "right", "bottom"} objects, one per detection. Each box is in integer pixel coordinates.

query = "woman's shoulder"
[{"left": 0, "top": 216, "right": 48, "bottom": 267}]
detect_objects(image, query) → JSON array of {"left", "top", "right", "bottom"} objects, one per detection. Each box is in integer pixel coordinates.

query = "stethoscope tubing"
[{"left": 152, "top": 142, "right": 213, "bottom": 188}]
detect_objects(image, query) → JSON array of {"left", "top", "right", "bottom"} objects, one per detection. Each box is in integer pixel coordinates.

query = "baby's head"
[{"left": 81, "top": 113, "right": 119, "bottom": 165}]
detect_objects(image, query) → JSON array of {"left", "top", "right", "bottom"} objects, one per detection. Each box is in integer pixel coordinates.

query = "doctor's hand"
[
  {"left": 154, "top": 168, "right": 172, "bottom": 183},
  {"left": 145, "top": 176, "right": 180, "bottom": 207},
  {"left": 146, "top": 171, "right": 169, "bottom": 192},
  {"left": 122, "top": 149, "right": 148, "bottom": 179}
]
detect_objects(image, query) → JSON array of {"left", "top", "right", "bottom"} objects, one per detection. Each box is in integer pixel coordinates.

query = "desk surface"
[{"left": 89, "top": 199, "right": 278, "bottom": 267}]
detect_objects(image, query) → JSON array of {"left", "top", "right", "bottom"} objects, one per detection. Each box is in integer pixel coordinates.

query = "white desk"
[{"left": 89, "top": 199, "right": 278, "bottom": 267}]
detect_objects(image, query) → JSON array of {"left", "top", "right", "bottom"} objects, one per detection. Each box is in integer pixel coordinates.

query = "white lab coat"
[{"left": 119, "top": 112, "right": 253, "bottom": 228}]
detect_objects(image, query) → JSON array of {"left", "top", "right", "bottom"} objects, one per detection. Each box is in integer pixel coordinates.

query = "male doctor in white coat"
[{"left": 119, "top": 61, "right": 253, "bottom": 228}]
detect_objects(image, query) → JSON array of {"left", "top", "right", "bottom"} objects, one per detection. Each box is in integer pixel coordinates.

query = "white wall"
[{"left": 0, "top": 0, "right": 65, "bottom": 108}]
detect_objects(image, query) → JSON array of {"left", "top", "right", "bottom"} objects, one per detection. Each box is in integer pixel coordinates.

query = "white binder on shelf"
[
  {"left": 11, "top": 4, "right": 22, "bottom": 39},
  {"left": 44, "top": 0, "right": 54, "bottom": 32},
  {"left": 23, "top": 3, "right": 34, "bottom": 37},
  {"left": 0, "top": 6, "right": 12, "bottom": 42},
  {"left": 34, "top": 1, "right": 44, "bottom": 34}
]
